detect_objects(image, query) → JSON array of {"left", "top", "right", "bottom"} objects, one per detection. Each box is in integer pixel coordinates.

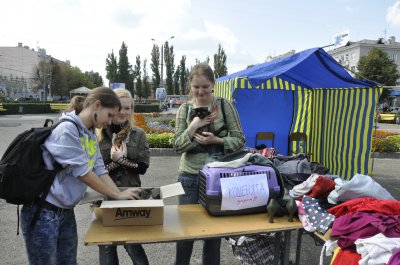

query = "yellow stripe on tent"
[{"left": 336, "top": 90, "right": 346, "bottom": 178}]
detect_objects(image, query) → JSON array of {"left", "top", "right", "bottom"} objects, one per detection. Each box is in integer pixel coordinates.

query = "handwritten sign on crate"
[{"left": 220, "top": 173, "right": 270, "bottom": 211}]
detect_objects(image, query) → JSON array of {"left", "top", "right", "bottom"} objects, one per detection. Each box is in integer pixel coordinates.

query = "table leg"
[
  {"left": 273, "top": 232, "right": 282, "bottom": 265},
  {"left": 295, "top": 229, "right": 304, "bottom": 265},
  {"left": 282, "top": 230, "right": 291, "bottom": 265}
]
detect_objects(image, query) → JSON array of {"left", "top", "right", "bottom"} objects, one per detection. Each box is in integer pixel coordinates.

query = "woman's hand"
[
  {"left": 190, "top": 116, "right": 211, "bottom": 130},
  {"left": 193, "top": 131, "right": 223, "bottom": 145},
  {"left": 116, "top": 187, "right": 141, "bottom": 200},
  {"left": 111, "top": 144, "right": 125, "bottom": 162}
]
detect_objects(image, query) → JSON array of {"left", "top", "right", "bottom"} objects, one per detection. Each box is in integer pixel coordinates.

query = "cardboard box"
[{"left": 100, "top": 182, "right": 185, "bottom": 226}]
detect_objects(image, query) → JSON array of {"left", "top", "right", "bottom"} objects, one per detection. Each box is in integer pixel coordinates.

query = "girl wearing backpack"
[
  {"left": 97, "top": 88, "right": 150, "bottom": 265},
  {"left": 21, "top": 87, "right": 141, "bottom": 265}
]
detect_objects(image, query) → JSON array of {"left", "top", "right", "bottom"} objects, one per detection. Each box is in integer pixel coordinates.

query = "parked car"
[{"left": 377, "top": 107, "right": 400, "bottom": 124}]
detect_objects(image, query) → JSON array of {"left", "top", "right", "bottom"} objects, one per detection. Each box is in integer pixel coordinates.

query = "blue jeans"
[
  {"left": 99, "top": 244, "right": 149, "bottom": 265},
  {"left": 175, "top": 173, "right": 221, "bottom": 265},
  {"left": 21, "top": 204, "right": 77, "bottom": 265}
]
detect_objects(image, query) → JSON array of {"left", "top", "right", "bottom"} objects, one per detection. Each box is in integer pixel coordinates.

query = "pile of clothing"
[{"left": 290, "top": 173, "right": 400, "bottom": 264}]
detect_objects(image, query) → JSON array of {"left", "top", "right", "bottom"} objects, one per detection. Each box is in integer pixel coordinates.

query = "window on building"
[
  {"left": 389, "top": 53, "right": 398, "bottom": 61},
  {"left": 351, "top": 53, "right": 356, "bottom": 60}
]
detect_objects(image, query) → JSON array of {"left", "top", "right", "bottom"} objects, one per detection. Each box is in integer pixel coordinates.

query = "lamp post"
[{"left": 151, "top": 36, "right": 174, "bottom": 88}]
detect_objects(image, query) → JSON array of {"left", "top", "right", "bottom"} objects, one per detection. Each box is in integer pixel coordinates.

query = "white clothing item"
[
  {"left": 290, "top": 173, "right": 320, "bottom": 198},
  {"left": 327, "top": 178, "right": 345, "bottom": 204},
  {"left": 328, "top": 174, "right": 394, "bottom": 204},
  {"left": 355, "top": 233, "right": 400, "bottom": 265},
  {"left": 206, "top": 153, "right": 252, "bottom": 168},
  {"left": 319, "top": 240, "right": 338, "bottom": 265}
]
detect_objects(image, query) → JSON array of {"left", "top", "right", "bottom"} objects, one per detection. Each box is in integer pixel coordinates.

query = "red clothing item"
[
  {"left": 328, "top": 197, "right": 400, "bottom": 217},
  {"left": 331, "top": 249, "right": 361, "bottom": 265},
  {"left": 307, "top": 176, "right": 335, "bottom": 199}
]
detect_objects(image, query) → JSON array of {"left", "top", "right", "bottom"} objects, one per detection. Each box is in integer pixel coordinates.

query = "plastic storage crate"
[{"left": 199, "top": 165, "right": 281, "bottom": 216}]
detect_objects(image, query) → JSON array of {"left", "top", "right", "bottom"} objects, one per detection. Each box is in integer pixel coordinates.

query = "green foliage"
[
  {"left": 2, "top": 103, "right": 51, "bottom": 114},
  {"left": 146, "top": 132, "right": 174, "bottom": 148},
  {"left": 356, "top": 48, "right": 400, "bottom": 102},
  {"left": 142, "top": 59, "right": 151, "bottom": 99},
  {"left": 106, "top": 50, "right": 118, "bottom": 83},
  {"left": 374, "top": 137, "right": 400, "bottom": 153},
  {"left": 164, "top": 42, "right": 175, "bottom": 95},
  {"left": 63, "top": 65, "right": 92, "bottom": 91},
  {"left": 214, "top": 44, "right": 228, "bottom": 78},
  {"left": 134, "top": 103, "right": 160, "bottom": 113},
  {"left": 173, "top": 67, "right": 180, "bottom": 95},
  {"left": 168, "top": 119, "right": 175, "bottom": 127},
  {"left": 179, "top": 56, "right": 189, "bottom": 95},
  {"left": 85, "top": 71, "right": 103, "bottom": 87},
  {"left": 117, "top": 42, "right": 134, "bottom": 93},
  {"left": 150, "top": 44, "right": 161, "bottom": 91},
  {"left": 134, "top": 56, "right": 143, "bottom": 98}
]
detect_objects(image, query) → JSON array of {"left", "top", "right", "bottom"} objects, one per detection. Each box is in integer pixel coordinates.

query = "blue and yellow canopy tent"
[{"left": 215, "top": 47, "right": 381, "bottom": 180}]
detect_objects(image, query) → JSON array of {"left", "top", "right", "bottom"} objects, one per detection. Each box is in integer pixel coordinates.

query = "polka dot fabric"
[{"left": 302, "top": 196, "right": 335, "bottom": 234}]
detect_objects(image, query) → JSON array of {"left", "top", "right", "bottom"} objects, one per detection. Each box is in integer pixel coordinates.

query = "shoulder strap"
[{"left": 220, "top": 98, "right": 227, "bottom": 124}]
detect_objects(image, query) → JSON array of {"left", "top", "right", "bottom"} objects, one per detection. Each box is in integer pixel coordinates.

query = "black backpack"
[{"left": 0, "top": 119, "right": 78, "bottom": 231}]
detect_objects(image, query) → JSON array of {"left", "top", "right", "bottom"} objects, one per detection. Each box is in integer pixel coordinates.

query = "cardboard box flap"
[
  {"left": 160, "top": 182, "right": 185, "bottom": 199},
  {"left": 100, "top": 199, "right": 164, "bottom": 208}
]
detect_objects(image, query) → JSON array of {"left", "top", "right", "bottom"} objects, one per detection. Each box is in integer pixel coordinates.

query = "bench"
[
  {"left": 0, "top": 103, "right": 6, "bottom": 112},
  {"left": 50, "top": 103, "right": 69, "bottom": 112}
]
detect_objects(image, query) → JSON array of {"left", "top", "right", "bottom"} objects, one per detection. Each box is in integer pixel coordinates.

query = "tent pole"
[{"left": 370, "top": 105, "right": 378, "bottom": 176}]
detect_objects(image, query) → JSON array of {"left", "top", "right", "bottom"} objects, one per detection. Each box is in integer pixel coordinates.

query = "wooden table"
[{"left": 85, "top": 204, "right": 302, "bottom": 265}]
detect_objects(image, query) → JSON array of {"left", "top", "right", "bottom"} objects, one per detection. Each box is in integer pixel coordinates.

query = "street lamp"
[{"left": 151, "top": 36, "right": 174, "bottom": 88}]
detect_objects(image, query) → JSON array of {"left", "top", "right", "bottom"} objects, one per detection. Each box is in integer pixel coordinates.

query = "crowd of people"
[{"left": 20, "top": 63, "right": 244, "bottom": 265}]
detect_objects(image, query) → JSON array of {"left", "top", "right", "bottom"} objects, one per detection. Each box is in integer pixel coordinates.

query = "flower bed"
[
  {"left": 133, "top": 113, "right": 175, "bottom": 148},
  {"left": 372, "top": 130, "right": 400, "bottom": 153}
]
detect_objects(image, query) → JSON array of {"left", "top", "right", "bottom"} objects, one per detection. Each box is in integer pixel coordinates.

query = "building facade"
[
  {"left": 328, "top": 36, "right": 400, "bottom": 83},
  {"left": 0, "top": 43, "right": 66, "bottom": 100}
]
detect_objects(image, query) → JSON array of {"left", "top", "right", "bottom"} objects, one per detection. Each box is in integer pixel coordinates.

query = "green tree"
[
  {"left": 150, "top": 44, "right": 161, "bottom": 93},
  {"left": 105, "top": 50, "right": 118, "bottom": 84},
  {"left": 51, "top": 61, "right": 68, "bottom": 99},
  {"left": 134, "top": 55, "right": 143, "bottom": 99},
  {"left": 63, "top": 65, "right": 89, "bottom": 91},
  {"left": 164, "top": 42, "right": 175, "bottom": 95},
  {"left": 213, "top": 44, "right": 228, "bottom": 78},
  {"left": 32, "top": 60, "right": 52, "bottom": 94},
  {"left": 356, "top": 48, "right": 400, "bottom": 101},
  {"left": 173, "top": 66, "right": 180, "bottom": 95},
  {"left": 85, "top": 71, "right": 103, "bottom": 87},
  {"left": 142, "top": 59, "right": 151, "bottom": 99},
  {"left": 117, "top": 42, "right": 134, "bottom": 94},
  {"left": 179, "top": 56, "right": 189, "bottom": 95}
]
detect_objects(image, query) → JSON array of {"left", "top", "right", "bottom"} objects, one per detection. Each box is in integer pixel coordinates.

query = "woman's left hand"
[{"left": 193, "top": 131, "right": 222, "bottom": 145}]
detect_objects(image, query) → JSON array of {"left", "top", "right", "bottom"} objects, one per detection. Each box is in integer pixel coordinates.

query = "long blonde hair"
[{"left": 96, "top": 88, "right": 134, "bottom": 144}]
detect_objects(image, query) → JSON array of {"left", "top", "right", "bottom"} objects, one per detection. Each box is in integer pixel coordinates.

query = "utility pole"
[{"left": 151, "top": 36, "right": 174, "bottom": 88}]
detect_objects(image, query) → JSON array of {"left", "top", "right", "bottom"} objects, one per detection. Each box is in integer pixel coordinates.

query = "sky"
[{"left": 2, "top": 0, "right": 400, "bottom": 85}]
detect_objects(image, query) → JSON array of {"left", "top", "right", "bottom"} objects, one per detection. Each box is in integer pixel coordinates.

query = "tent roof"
[
  {"left": 70, "top": 86, "right": 91, "bottom": 93},
  {"left": 217, "top": 48, "right": 378, "bottom": 89}
]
